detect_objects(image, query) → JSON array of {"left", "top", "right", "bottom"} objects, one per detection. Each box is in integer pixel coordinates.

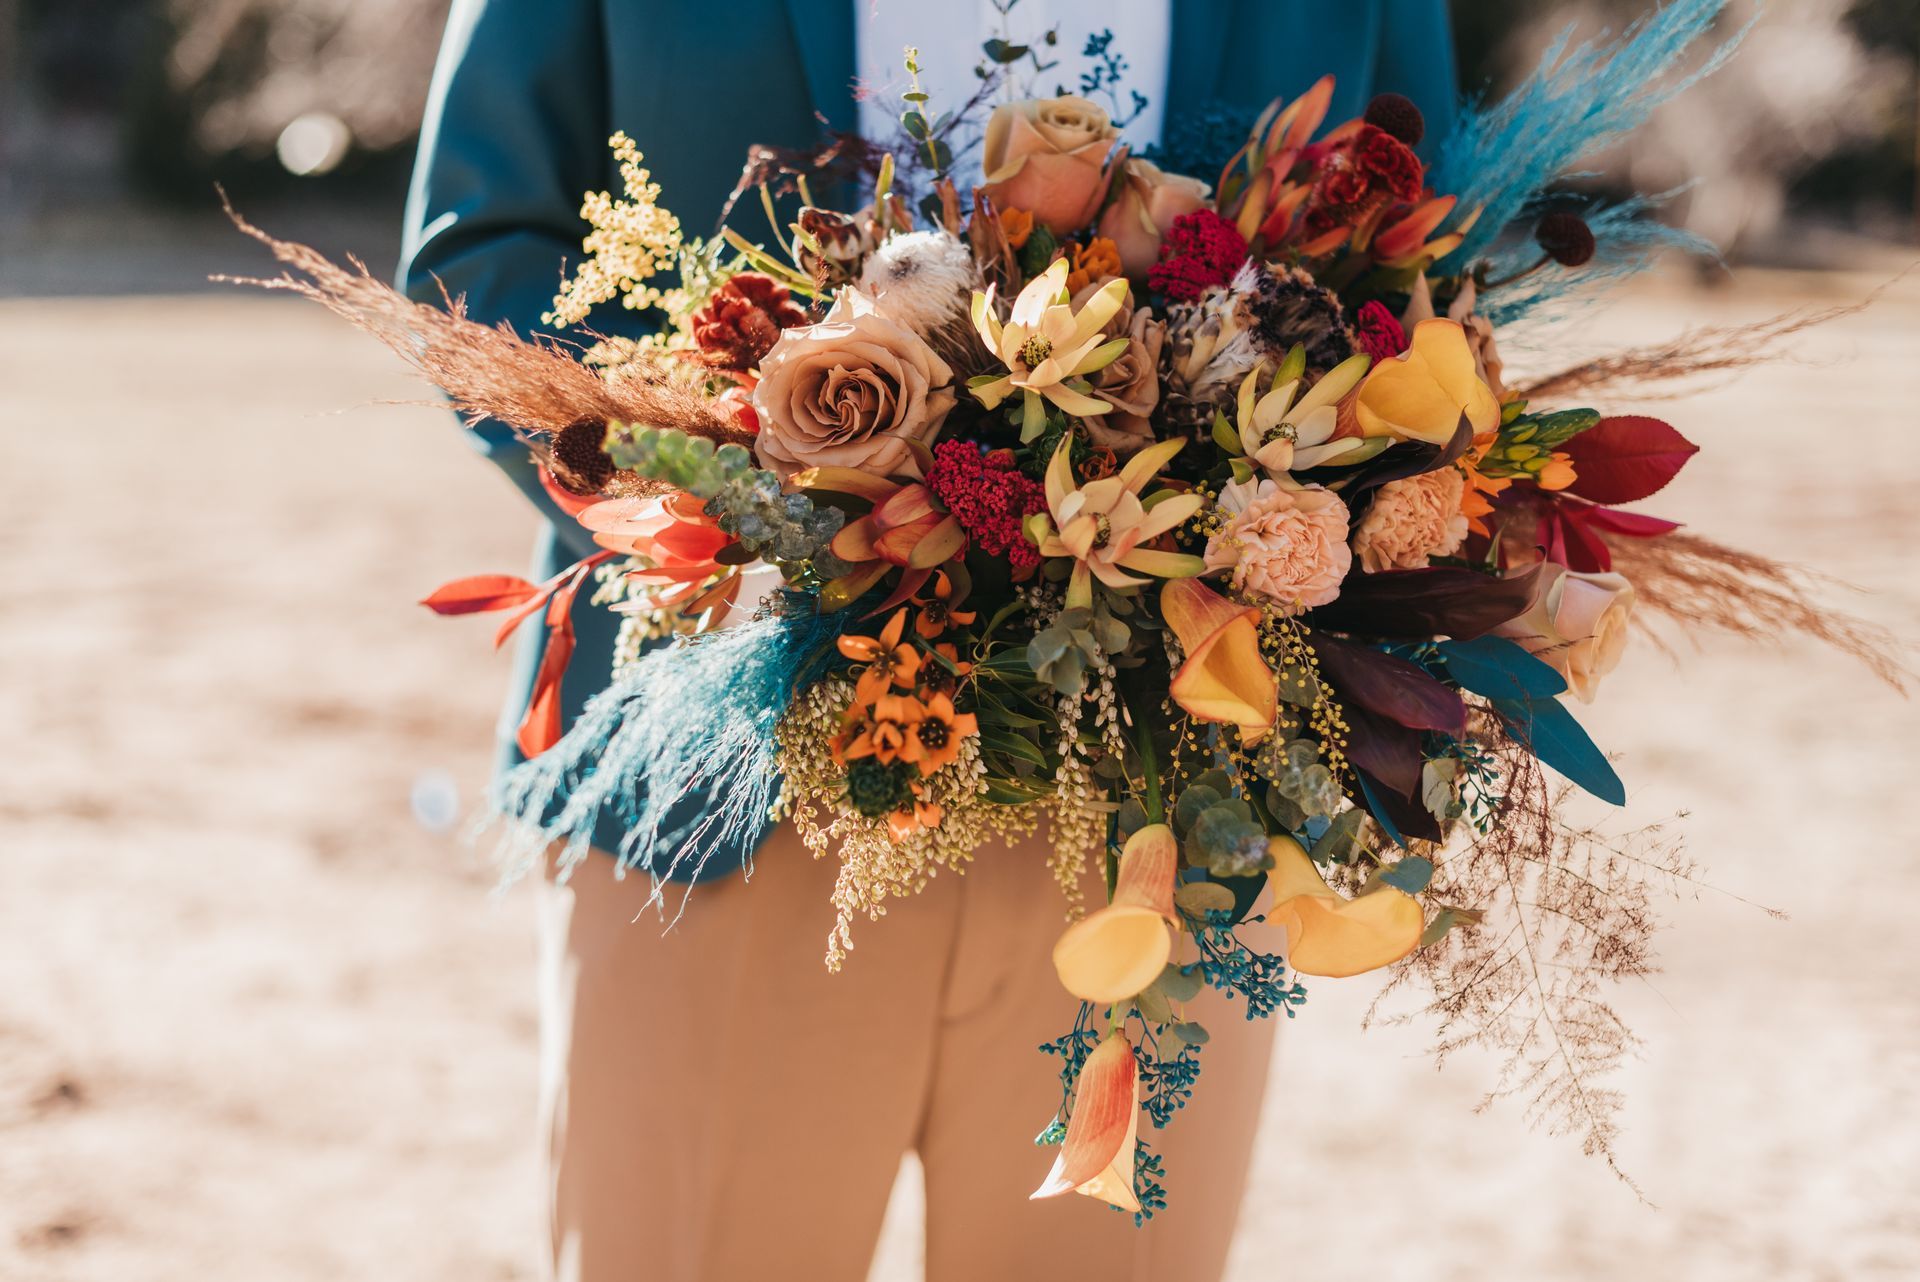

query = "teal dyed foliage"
[
  {"left": 485, "top": 593, "right": 853, "bottom": 890},
  {"left": 1187, "top": 911, "right": 1308, "bottom": 1020},
  {"left": 1431, "top": 0, "right": 1746, "bottom": 314}
]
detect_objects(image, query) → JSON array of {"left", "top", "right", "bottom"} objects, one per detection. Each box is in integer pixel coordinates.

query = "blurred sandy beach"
[{"left": 2, "top": 260, "right": 1917, "bottom": 1281}]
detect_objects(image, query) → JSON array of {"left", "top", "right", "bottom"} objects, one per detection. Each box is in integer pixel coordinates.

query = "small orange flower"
[
  {"left": 905, "top": 691, "right": 978, "bottom": 776},
  {"left": 1000, "top": 207, "right": 1035, "bottom": 251},
  {"left": 1065, "top": 236, "right": 1123, "bottom": 293},
  {"left": 840, "top": 693, "right": 926, "bottom": 766},
  {"left": 885, "top": 784, "right": 946, "bottom": 841},
  {"left": 913, "top": 571, "right": 978, "bottom": 639},
  {"left": 1536, "top": 453, "right": 1577, "bottom": 491},
  {"left": 838, "top": 608, "right": 922, "bottom": 705},
  {"left": 919, "top": 641, "right": 974, "bottom": 698}
]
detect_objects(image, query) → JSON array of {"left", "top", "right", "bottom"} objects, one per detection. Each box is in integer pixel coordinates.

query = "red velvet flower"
[
  {"left": 1354, "top": 125, "right": 1423, "bottom": 204},
  {"left": 1147, "top": 210, "right": 1249, "bottom": 303},
  {"left": 1354, "top": 300, "right": 1409, "bottom": 361},
  {"left": 924, "top": 439, "right": 1046, "bottom": 573}
]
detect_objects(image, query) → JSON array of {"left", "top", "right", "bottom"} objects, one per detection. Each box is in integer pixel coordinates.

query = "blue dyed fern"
[
  {"left": 485, "top": 591, "right": 852, "bottom": 895},
  {"left": 1431, "top": 0, "right": 1749, "bottom": 315}
]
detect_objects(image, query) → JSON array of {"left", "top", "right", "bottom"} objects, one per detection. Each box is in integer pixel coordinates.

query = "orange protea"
[
  {"left": 577, "top": 491, "right": 745, "bottom": 621},
  {"left": 838, "top": 608, "right": 922, "bottom": 705}
]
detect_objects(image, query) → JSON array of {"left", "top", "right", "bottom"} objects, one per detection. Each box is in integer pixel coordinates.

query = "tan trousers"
[{"left": 537, "top": 825, "right": 1278, "bottom": 1282}]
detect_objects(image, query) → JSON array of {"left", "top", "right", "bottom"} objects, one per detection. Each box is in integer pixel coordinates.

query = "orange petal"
[
  {"left": 1161, "top": 579, "right": 1278, "bottom": 741},
  {"left": 1267, "top": 836, "right": 1424, "bottom": 978},
  {"left": 1031, "top": 1034, "right": 1141, "bottom": 1213}
]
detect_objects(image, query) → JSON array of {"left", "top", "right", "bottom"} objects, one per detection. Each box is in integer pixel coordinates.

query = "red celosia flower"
[
  {"left": 1354, "top": 300, "right": 1409, "bottom": 361},
  {"left": 1354, "top": 124, "right": 1424, "bottom": 203},
  {"left": 1147, "top": 210, "right": 1249, "bottom": 303},
  {"left": 924, "top": 439, "right": 1047, "bottom": 573}
]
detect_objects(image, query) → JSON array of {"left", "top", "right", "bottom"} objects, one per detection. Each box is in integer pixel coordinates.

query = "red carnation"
[
  {"left": 924, "top": 439, "right": 1046, "bottom": 574},
  {"left": 1147, "top": 209, "right": 1249, "bottom": 303}
]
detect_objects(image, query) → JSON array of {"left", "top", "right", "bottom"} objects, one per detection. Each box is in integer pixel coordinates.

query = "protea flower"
[
  {"left": 1031, "top": 1033, "right": 1141, "bottom": 1213},
  {"left": 1267, "top": 835, "right": 1423, "bottom": 977},
  {"left": 1029, "top": 437, "right": 1206, "bottom": 609},
  {"left": 969, "top": 258, "right": 1133, "bottom": 441},
  {"left": 1218, "top": 348, "right": 1374, "bottom": 476}
]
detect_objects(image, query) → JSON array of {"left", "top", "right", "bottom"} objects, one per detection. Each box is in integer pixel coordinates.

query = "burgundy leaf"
[
  {"left": 1307, "top": 563, "right": 1544, "bottom": 640},
  {"left": 1338, "top": 701, "right": 1425, "bottom": 797},
  {"left": 1581, "top": 506, "right": 1681, "bottom": 538},
  {"left": 1312, "top": 634, "right": 1467, "bottom": 736},
  {"left": 1561, "top": 415, "right": 1699, "bottom": 505}
]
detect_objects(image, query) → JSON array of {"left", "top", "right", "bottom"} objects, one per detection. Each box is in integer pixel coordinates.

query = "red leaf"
[
  {"left": 1582, "top": 506, "right": 1681, "bottom": 538},
  {"left": 1561, "top": 415, "right": 1699, "bottom": 505},
  {"left": 516, "top": 618, "right": 575, "bottom": 758},
  {"left": 420, "top": 575, "right": 541, "bottom": 615}
]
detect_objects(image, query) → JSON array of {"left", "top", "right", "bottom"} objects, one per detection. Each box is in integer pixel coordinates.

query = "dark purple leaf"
[
  {"left": 1312, "top": 634, "right": 1466, "bottom": 736},
  {"left": 1307, "top": 563, "right": 1545, "bottom": 640},
  {"left": 1337, "top": 700, "right": 1424, "bottom": 797}
]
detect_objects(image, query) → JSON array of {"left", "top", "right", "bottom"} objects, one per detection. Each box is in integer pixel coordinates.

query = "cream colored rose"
[
  {"left": 752, "top": 289, "right": 955, "bottom": 480},
  {"left": 1352, "top": 468, "right": 1469, "bottom": 573},
  {"left": 981, "top": 96, "right": 1120, "bottom": 234},
  {"left": 1203, "top": 479, "right": 1352, "bottom": 615},
  {"left": 1097, "top": 159, "right": 1211, "bottom": 277},
  {"left": 1494, "top": 565, "right": 1636, "bottom": 702}
]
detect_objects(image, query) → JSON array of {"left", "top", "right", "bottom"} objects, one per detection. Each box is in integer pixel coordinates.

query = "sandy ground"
[{"left": 2, "top": 264, "right": 1918, "bottom": 1282}]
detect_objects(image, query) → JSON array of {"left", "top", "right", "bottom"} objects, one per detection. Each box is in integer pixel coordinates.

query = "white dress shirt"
[{"left": 854, "top": 0, "right": 1173, "bottom": 158}]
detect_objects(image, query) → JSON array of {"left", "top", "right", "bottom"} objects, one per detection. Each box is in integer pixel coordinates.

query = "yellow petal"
[
  {"left": 1041, "top": 382, "right": 1113, "bottom": 418},
  {"left": 1266, "top": 836, "right": 1424, "bottom": 978},
  {"left": 1044, "top": 438, "right": 1076, "bottom": 517},
  {"left": 1353, "top": 319, "right": 1496, "bottom": 444},
  {"left": 1052, "top": 906, "right": 1172, "bottom": 1003},
  {"left": 1068, "top": 274, "right": 1132, "bottom": 349},
  {"left": 1117, "top": 548, "right": 1208, "bottom": 579},
  {"left": 1133, "top": 491, "right": 1202, "bottom": 540},
  {"left": 1161, "top": 579, "right": 1279, "bottom": 738},
  {"left": 1117, "top": 436, "right": 1185, "bottom": 494}
]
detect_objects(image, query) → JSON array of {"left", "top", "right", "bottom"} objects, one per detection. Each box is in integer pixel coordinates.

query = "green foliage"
[
  {"left": 1252, "top": 737, "right": 1341, "bottom": 830},
  {"left": 1479, "top": 407, "right": 1602, "bottom": 480},
  {"left": 1170, "top": 769, "right": 1272, "bottom": 878},
  {"left": 844, "top": 756, "right": 916, "bottom": 818},
  {"left": 1026, "top": 601, "right": 1127, "bottom": 697}
]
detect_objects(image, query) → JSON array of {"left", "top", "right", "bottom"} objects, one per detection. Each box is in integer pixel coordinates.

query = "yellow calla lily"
[
  {"left": 1267, "top": 835, "right": 1424, "bottom": 978},
  {"left": 1161, "top": 578, "right": 1278, "bottom": 745},
  {"left": 1351, "top": 318, "right": 1500, "bottom": 446},
  {"left": 1051, "top": 824, "right": 1179, "bottom": 1003},
  {"left": 1031, "top": 1032, "right": 1140, "bottom": 1213}
]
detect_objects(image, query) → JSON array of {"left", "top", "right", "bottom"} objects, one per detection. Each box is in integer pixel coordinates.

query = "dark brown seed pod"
[
  {"left": 1534, "top": 211, "right": 1597, "bottom": 267},
  {"left": 550, "top": 419, "right": 615, "bottom": 494},
  {"left": 1363, "top": 93, "right": 1425, "bottom": 147}
]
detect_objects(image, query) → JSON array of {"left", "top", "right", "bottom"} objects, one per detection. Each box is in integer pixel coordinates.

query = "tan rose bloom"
[
  {"left": 1097, "top": 158, "right": 1212, "bottom": 277},
  {"left": 1079, "top": 296, "right": 1166, "bottom": 455},
  {"left": 1494, "top": 564, "right": 1636, "bottom": 702},
  {"left": 981, "top": 96, "right": 1121, "bottom": 234},
  {"left": 752, "top": 289, "right": 955, "bottom": 480}
]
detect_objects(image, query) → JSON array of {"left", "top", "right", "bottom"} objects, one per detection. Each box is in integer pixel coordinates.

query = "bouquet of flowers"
[{"left": 235, "top": 0, "right": 1904, "bottom": 1220}]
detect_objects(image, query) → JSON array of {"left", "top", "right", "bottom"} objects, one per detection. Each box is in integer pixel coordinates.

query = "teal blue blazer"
[{"left": 399, "top": 0, "right": 1459, "bottom": 881}]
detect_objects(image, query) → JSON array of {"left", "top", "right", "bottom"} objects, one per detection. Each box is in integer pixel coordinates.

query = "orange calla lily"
[
  {"left": 1266, "top": 835, "right": 1423, "bottom": 978},
  {"left": 1051, "top": 824, "right": 1179, "bottom": 1003},
  {"left": 1351, "top": 318, "right": 1501, "bottom": 446},
  {"left": 1032, "top": 1033, "right": 1141, "bottom": 1213},
  {"left": 1161, "top": 578, "right": 1279, "bottom": 745}
]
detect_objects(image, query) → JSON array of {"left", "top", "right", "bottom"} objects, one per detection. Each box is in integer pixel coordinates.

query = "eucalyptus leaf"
[
  {"left": 1173, "top": 881, "right": 1236, "bottom": 916},
  {"left": 1310, "top": 808, "right": 1365, "bottom": 864},
  {"left": 1172, "top": 1021, "right": 1211, "bottom": 1046},
  {"left": 1158, "top": 964, "right": 1203, "bottom": 1002},
  {"left": 1379, "top": 856, "right": 1434, "bottom": 895},
  {"left": 1134, "top": 983, "right": 1174, "bottom": 1026}
]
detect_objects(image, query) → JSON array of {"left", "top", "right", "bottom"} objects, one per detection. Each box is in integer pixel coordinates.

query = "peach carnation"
[
  {"left": 1204, "top": 479, "right": 1351, "bottom": 615},
  {"left": 1351, "top": 468, "right": 1469, "bottom": 573}
]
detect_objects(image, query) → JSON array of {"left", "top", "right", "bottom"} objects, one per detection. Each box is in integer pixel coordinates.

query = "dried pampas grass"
[
  {"left": 216, "top": 199, "right": 751, "bottom": 449},
  {"left": 1604, "top": 528, "right": 1910, "bottom": 693}
]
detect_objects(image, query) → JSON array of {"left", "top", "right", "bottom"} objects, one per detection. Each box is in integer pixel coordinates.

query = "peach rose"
[
  {"left": 1351, "top": 468, "right": 1469, "bottom": 573},
  {"left": 1204, "top": 479, "right": 1352, "bottom": 615},
  {"left": 752, "top": 288, "right": 955, "bottom": 480},
  {"left": 1097, "top": 159, "right": 1211, "bottom": 277},
  {"left": 980, "top": 96, "right": 1120, "bottom": 235},
  {"left": 1494, "top": 565, "right": 1636, "bottom": 702}
]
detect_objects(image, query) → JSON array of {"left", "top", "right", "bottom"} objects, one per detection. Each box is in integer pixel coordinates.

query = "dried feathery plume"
[
  {"left": 215, "top": 199, "right": 751, "bottom": 450},
  {"left": 1369, "top": 718, "right": 1721, "bottom": 1193},
  {"left": 1515, "top": 269, "right": 1914, "bottom": 402},
  {"left": 1603, "top": 528, "right": 1911, "bottom": 692}
]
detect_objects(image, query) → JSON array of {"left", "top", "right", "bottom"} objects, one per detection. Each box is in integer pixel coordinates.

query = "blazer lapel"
[{"left": 783, "top": 0, "right": 857, "bottom": 133}]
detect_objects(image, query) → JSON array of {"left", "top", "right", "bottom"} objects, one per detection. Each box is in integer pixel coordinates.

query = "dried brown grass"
[{"left": 216, "top": 201, "right": 751, "bottom": 449}]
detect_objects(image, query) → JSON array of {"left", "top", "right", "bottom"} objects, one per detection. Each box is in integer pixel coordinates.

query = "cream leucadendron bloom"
[
  {"left": 970, "top": 258, "right": 1133, "bottom": 442},
  {"left": 1222, "top": 346, "right": 1375, "bottom": 477}
]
